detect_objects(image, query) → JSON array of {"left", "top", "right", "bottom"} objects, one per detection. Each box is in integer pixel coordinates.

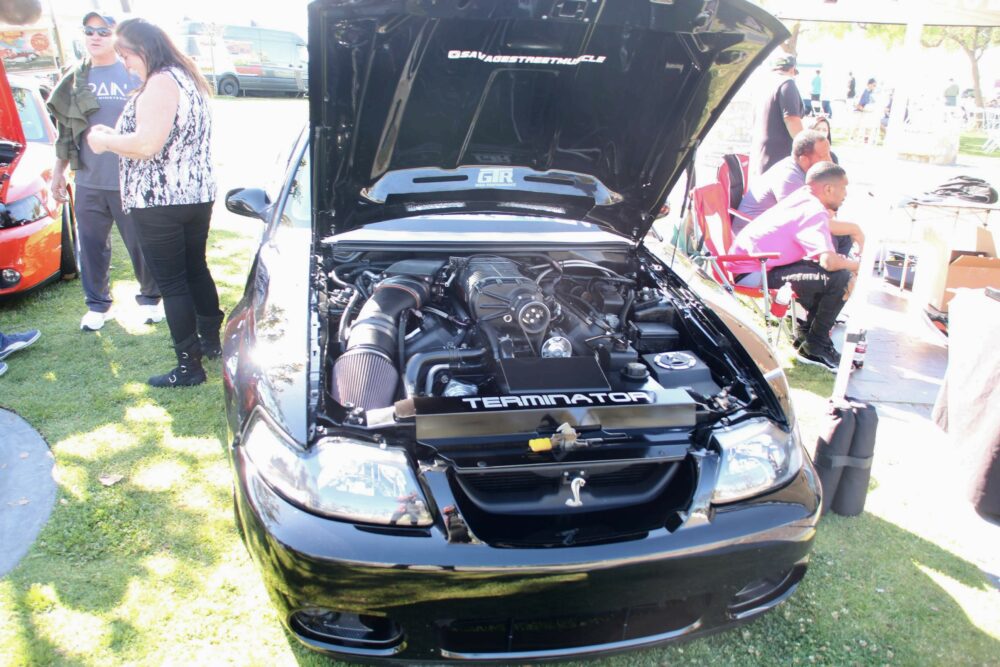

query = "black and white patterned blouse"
[{"left": 117, "top": 67, "right": 215, "bottom": 213}]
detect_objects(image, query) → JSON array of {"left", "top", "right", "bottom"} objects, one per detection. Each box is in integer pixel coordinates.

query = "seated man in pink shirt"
[
  {"left": 735, "top": 130, "right": 863, "bottom": 258},
  {"left": 728, "top": 162, "right": 859, "bottom": 371}
]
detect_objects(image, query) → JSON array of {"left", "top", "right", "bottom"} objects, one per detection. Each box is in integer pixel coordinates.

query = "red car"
[{"left": 0, "top": 60, "right": 78, "bottom": 298}]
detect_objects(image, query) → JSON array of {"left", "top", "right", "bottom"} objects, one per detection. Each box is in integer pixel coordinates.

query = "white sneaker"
[
  {"left": 139, "top": 303, "right": 165, "bottom": 324},
  {"left": 80, "top": 310, "right": 112, "bottom": 331}
]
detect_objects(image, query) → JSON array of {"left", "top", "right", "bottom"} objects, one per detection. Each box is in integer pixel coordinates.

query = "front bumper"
[
  {"left": 233, "top": 445, "right": 820, "bottom": 662},
  {"left": 0, "top": 214, "right": 61, "bottom": 297}
]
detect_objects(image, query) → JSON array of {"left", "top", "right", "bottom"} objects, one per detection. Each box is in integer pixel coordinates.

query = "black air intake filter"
[
  {"left": 331, "top": 276, "right": 430, "bottom": 411},
  {"left": 330, "top": 350, "right": 399, "bottom": 411}
]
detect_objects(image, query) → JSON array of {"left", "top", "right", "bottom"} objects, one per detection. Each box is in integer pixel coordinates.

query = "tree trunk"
[
  {"left": 961, "top": 43, "right": 985, "bottom": 109},
  {"left": 783, "top": 21, "right": 801, "bottom": 56}
]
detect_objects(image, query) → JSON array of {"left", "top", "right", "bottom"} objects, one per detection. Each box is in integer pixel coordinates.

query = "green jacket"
[{"left": 46, "top": 59, "right": 100, "bottom": 171}]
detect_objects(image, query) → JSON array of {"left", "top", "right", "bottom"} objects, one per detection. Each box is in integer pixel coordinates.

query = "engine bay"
[
  {"left": 311, "top": 246, "right": 780, "bottom": 545},
  {"left": 319, "top": 248, "right": 768, "bottom": 439}
]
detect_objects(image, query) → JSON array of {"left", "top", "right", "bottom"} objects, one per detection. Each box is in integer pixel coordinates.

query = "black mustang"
[{"left": 222, "top": 0, "right": 821, "bottom": 661}]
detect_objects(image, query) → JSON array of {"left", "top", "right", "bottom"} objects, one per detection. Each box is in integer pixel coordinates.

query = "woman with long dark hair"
[{"left": 87, "top": 18, "right": 222, "bottom": 387}]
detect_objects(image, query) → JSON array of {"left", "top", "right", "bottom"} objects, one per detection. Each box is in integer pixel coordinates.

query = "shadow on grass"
[{"left": 0, "top": 228, "right": 256, "bottom": 663}]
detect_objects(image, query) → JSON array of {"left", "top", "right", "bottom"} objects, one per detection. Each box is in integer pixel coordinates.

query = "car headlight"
[
  {"left": 0, "top": 193, "right": 49, "bottom": 229},
  {"left": 711, "top": 419, "right": 803, "bottom": 504},
  {"left": 242, "top": 413, "right": 433, "bottom": 526}
]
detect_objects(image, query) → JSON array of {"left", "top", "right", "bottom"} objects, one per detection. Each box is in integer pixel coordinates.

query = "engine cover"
[{"left": 498, "top": 356, "right": 610, "bottom": 394}]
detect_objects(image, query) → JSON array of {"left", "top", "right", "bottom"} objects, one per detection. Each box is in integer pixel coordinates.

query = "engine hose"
[
  {"left": 337, "top": 289, "right": 361, "bottom": 347},
  {"left": 619, "top": 291, "right": 635, "bottom": 326},
  {"left": 403, "top": 347, "right": 487, "bottom": 398},
  {"left": 425, "top": 361, "right": 486, "bottom": 396},
  {"left": 397, "top": 308, "right": 411, "bottom": 366},
  {"left": 345, "top": 276, "right": 430, "bottom": 357}
]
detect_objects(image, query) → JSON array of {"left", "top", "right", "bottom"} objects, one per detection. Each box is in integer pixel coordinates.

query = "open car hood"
[
  {"left": 308, "top": 0, "right": 788, "bottom": 240},
  {"left": 0, "top": 60, "right": 26, "bottom": 202}
]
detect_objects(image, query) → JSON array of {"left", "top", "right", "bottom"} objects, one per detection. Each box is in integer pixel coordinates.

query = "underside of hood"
[
  {"left": 0, "top": 60, "right": 27, "bottom": 202},
  {"left": 309, "top": 0, "right": 788, "bottom": 239}
]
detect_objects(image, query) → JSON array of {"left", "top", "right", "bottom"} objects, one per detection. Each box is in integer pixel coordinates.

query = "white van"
[{"left": 179, "top": 22, "right": 307, "bottom": 96}]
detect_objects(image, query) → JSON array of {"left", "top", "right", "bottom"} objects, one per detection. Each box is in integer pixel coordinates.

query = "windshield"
[{"left": 12, "top": 87, "right": 47, "bottom": 144}]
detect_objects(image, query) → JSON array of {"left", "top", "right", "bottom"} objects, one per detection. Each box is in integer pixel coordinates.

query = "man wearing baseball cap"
[
  {"left": 47, "top": 11, "right": 163, "bottom": 332},
  {"left": 750, "top": 52, "right": 806, "bottom": 178}
]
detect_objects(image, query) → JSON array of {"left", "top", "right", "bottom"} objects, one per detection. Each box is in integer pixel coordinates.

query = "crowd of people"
[
  {"left": 2, "top": 12, "right": 220, "bottom": 386},
  {"left": 737, "top": 52, "right": 868, "bottom": 371}
]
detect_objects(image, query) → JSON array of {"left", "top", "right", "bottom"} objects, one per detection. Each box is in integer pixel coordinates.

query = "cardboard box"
[
  {"left": 930, "top": 252, "right": 1000, "bottom": 312},
  {"left": 912, "top": 212, "right": 999, "bottom": 313}
]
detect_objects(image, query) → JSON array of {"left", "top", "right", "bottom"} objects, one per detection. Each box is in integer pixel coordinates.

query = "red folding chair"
[{"left": 688, "top": 178, "right": 797, "bottom": 344}]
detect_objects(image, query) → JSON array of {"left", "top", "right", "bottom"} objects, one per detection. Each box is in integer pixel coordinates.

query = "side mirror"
[{"left": 225, "top": 187, "right": 271, "bottom": 220}]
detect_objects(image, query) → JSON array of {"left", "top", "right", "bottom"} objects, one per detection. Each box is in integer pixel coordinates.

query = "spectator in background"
[
  {"left": 855, "top": 78, "right": 877, "bottom": 111},
  {"left": 0, "top": 329, "right": 41, "bottom": 378},
  {"left": 87, "top": 18, "right": 222, "bottom": 388},
  {"left": 811, "top": 69, "right": 822, "bottom": 104},
  {"left": 736, "top": 128, "right": 862, "bottom": 258},
  {"left": 728, "top": 163, "right": 859, "bottom": 371},
  {"left": 943, "top": 79, "right": 959, "bottom": 107},
  {"left": 47, "top": 12, "right": 162, "bottom": 332},
  {"left": 846, "top": 71, "right": 856, "bottom": 105},
  {"left": 737, "top": 130, "right": 833, "bottom": 225},
  {"left": 750, "top": 53, "right": 805, "bottom": 177},
  {"left": 809, "top": 116, "right": 838, "bottom": 164}
]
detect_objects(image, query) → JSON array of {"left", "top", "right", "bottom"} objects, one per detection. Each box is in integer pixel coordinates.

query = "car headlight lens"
[
  {"left": 242, "top": 414, "right": 433, "bottom": 526},
  {"left": 0, "top": 194, "right": 49, "bottom": 229},
  {"left": 711, "top": 419, "right": 803, "bottom": 504}
]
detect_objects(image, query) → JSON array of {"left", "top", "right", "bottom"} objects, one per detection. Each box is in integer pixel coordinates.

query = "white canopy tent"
[
  {"left": 763, "top": 0, "right": 1000, "bottom": 154},
  {"left": 766, "top": 0, "right": 1000, "bottom": 28}
]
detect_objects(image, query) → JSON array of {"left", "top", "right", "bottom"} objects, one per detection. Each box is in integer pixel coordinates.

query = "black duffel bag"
[{"left": 928, "top": 175, "right": 999, "bottom": 204}]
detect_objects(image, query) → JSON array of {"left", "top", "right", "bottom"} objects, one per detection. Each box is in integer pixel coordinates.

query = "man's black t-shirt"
[{"left": 751, "top": 76, "right": 804, "bottom": 177}]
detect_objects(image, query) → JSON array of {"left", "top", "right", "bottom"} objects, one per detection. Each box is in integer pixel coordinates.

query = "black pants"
[
  {"left": 767, "top": 261, "right": 851, "bottom": 345},
  {"left": 833, "top": 234, "right": 853, "bottom": 257},
  {"left": 75, "top": 185, "right": 160, "bottom": 313},
  {"left": 130, "top": 202, "right": 222, "bottom": 348}
]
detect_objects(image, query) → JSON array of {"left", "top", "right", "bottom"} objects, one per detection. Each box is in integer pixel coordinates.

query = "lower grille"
[{"left": 438, "top": 596, "right": 708, "bottom": 656}]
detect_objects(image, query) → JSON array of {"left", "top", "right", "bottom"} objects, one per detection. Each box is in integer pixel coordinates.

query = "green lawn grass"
[
  {"left": 1, "top": 230, "right": 997, "bottom": 665},
  {"left": 959, "top": 131, "right": 1000, "bottom": 158}
]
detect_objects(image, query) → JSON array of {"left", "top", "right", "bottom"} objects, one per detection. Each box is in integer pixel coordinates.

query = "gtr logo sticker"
[{"left": 476, "top": 168, "right": 515, "bottom": 187}]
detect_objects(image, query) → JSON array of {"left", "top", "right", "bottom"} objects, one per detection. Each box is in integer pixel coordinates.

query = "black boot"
[
  {"left": 197, "top": 313, "right": 224, "bottom": 359},
  {"left": 149, "top": 335, "right": 207, "bottom": 387}
]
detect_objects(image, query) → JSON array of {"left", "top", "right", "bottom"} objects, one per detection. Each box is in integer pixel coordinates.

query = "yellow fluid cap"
[{"left": 528, "top": 437, "right": 552, "bottom": 452}]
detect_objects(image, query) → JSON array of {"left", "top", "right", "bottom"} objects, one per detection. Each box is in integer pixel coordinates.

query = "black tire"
[
  {"left": 59, "top": 201, "right": 80, "bottom": 280},
  {"left": 219, "top": 76, "right": 240, "bottom": 97}
]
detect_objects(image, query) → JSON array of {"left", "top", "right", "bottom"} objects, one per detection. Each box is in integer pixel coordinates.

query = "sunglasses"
[{"left": 83, "top": 26, "right": 113, "bottom": 37}]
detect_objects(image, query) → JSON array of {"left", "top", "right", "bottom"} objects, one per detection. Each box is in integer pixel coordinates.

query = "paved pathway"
[{"left": 0, "top": 409, "right": 56, "bottom": 577}]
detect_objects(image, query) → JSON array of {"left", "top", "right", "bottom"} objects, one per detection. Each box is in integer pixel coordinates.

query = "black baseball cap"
[
  {"left": 771, "top": 53, "right": 797, "bottom": 71},
  {"left": 82, "top": 12, "right": 116, "bottom": 27}
]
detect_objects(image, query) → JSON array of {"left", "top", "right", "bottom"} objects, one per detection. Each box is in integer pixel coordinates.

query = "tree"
[{"left": 920, "top": 27, "right": 999, "bottom": 108}]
